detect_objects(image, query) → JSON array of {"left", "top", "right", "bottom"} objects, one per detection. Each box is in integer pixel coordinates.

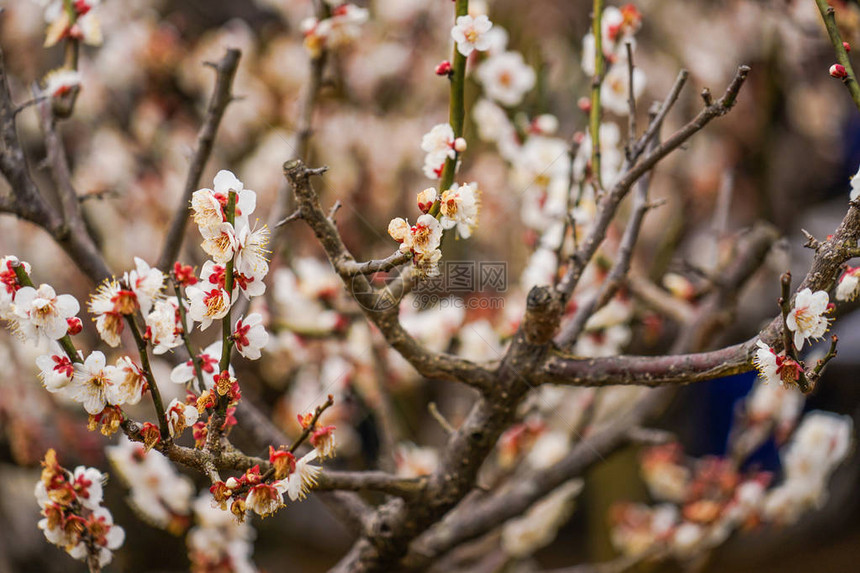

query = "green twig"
[
  {"left": 814, "top": 0, "right": 860, "bottom": 113},
  {"left": 589, "top": 0, "right": 605, "bottom": 192},
  {"left": 431, "top": 0, "right": 469, "bottom": 216},
  {"left": 124, "top": 313, "right": 170, "bottom": 439}
]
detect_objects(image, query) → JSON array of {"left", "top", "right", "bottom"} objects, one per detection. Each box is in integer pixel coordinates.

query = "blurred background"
[{"left": 1, "top": 0, "right": 860, "bottom": 571}]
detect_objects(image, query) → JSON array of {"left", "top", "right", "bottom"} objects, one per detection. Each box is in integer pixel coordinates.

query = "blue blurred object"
[{"left": 686, "top": 370, "right": 781, "bottom": 473}]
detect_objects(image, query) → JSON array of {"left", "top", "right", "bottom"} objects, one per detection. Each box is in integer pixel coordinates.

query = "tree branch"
[
  {"left": 156, "top": 49, "right": 241, "bottom": 271},
  {"left": 283, "top": 159, "right": 494, "bottom": 391},
  {"left": 0, "top": 46, "right": 112, "bottom": 281},
  {"left": 814, "top": 0, "right": 860, "bottom": 114},
  {"left": 556, "top": 66, "right": 749, "bottom": 306}
]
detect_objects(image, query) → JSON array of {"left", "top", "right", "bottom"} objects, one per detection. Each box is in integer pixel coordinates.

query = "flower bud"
[
  {"left": 844, "top": 42, "right": 851, "bottom": 53},
  {"left": 532, "top": 114, "right": 559, "bottom": 135},
  {"left": 453, "top": 137, "right": 467, "bottom": 153},
  {"left": 416, "top": 188, "right": 438, "bottom": 213},
  {"left": 66, "top": 316, "right": 83, "bottom": 335},
  {"left": 830, "top": 64, "right": 848, "bottom": 79},
  {"left": 435, "top": 60, "right": 453, "bottom": 76},
  {"left": 225, "top": 477, "right": 240, "bottom": 490},
  {"left": 577, "top": 97, "right": 592, "bottom": 112},
  {"left": 388, "top": 217, "right": 410, "bottom": 242}
]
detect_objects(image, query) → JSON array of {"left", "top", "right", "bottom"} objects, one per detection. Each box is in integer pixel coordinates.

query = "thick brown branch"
[
  {"left": 317, "top": 471, "right": 427, "bottom": 499},
  {"left": 0, "top": 47, "right": 111, "bottom": 281},
  {"left": 341, "top": 250, "right": 412, "bottom": 277}
]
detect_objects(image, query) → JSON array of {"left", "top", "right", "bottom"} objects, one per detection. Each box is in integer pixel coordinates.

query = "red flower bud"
[
  {"left": 173, "top": 262, "right": 198, "bottom": 286},
  {"left": 435, "top": 60, "right": 453, "bottom": 77},
  {"left": 66, "top": 317, "right": 82, "bottom": 335},
  {"left": 830, "top": 64, "right": 848, "bottom": 79},
  {"left": 844, "top": 42, "right": 851, "bottom": 53}
]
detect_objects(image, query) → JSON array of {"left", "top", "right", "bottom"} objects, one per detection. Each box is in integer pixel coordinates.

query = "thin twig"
[
  {"left": 625, "top": 41, "right": 637, "bottom": 159},
  {"left": 275, "top": 208, "right": 303, "bottom": 228},
  {"left": 156, "top": 49, "right": 241, "bottom": 271},
  {"left": 429, "top": 402, "right": 456, "bottom": 435},
  {"left": 814, "top": 0, "right": 860, "bottom": 114},
  {"left": 589, "top": 0, "right": 606, "bottom": 192}
]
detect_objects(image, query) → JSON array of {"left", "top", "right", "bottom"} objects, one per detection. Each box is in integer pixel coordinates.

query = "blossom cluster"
[
  {"left": 301, "top": 3, "right": 369, "bottom": 59},
  {"left": 610, "top": 409, "right": 852, "bottom": 561},
  {"left": 35, "top": 449, "right": 125, "bottom": 568},
  {"left": 107, "top": 436, "right": 194, "bottom": 533},
  {"left": 108, "top": 437, "right": 258, "bottom": 570},
  {"left": 207, "top": 442, "right": 327, "bottom": 520},
  {"left": 752, "top": 287, "right": 831, "bottom": 389}
]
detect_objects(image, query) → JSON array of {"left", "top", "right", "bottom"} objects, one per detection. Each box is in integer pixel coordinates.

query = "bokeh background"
[{"left": 1, "top": 0, "right": 860, "bottom": 571}]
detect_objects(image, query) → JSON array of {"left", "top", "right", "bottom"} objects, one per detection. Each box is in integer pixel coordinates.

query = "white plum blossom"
[
  {"left": 501, "top": 480, "right": 583, "bottom": 557},
  {"left": 764, "top": 412, "right": 853, "bottom": 524},
  {"left": 293, "top": 257, "right": 340, "bottom": 300},
  {"left": 439, "top": 182, "right": 480, "bottom": 238},
  {"left": 472, "top": 98, "right": 519, "bottom": 160},
  {"left": 286, "top": 450, "right": 322, "bottom": 501},
  {"left": 71, "top": 466, "right": 106, "bottom": 511},
  {"left": 851, "top": 163, "right": 860, "bottom": 201},
  {"left": 12, "top": 284, "right": 79, "bottom": 342},
  {"left": 836, "top": 266, "right": 860, "bottom": 301},
  {"left": 482, "top": 25, "right": 509, "bottom": 56},
  {"left": 302, "top": 4, "right": 369, "bottom": 58},
  {"left": 1, "top": 256, "right": 30, "bottom": 319},
  {"left": 520, "top": 248, "right": 558, "bottom": 291},
  {"left": 192, "top": 170, "right": 257, "bottom": 235},
  {"left": 36, "top": 351, "right": 75, "bottom": 393},
  {"left": 42, "top": 68, "right": 82, "bottom": 98},
  {"left": 783, "top": 411, "right": 853, "bottom": 486},
  {"left": 785, "top": 288, "right": 830, "bottom": 350},
  {"left": 113, "top": 356, "right": 147, "bottom": 406},
  {"left": 272, "top": 267, "right": 342, "bottom": 334},
  {"left": 186, "top": 493, "right": 256, "bottom": 572},
  {"left": 421, "top": 123, "right": 456, "bottom": 160},
  {"left": 451, "top": 14, "right": 493, "bottom": 57},
  {"left": 574, "top": 324, "right": 632, "bottom": 357},
  {"left": 69, "top": 351, "right": 120, "bottom": 415},
  {"left": 186, "top": 283, "right": 231, "bottom": 330},
  {"left": 233, "top": 313, "right": 269, "bottom": 360},
  {"left": 476, "top": 51, "right": 536, "bottom": 107},
  {"left": 234, "top": 223, "right": 270, "bottom": 279},
  {"left": 107, "top": 437, "right": 195, "bottom": 532},
  {"left": 391, "top": 215, "right": 444, "bottom": 277},
  {"left": 391, "top": 214, "right": 443, "bottom": 260},
  {"left": 88, "top": 279, "right": 135, "bottom": 347},
  {"left": 421, "top": 123, "right": 463, "bottom": 180},
  {"left": 746, "top": 377, "right": 804, "bottom": 430},
  {"left": 41, "top": 0, "right": 103, "bottom": 48},
  {"left": 388, "top": 218, "right": 410, "bottom": 243},
  {"left": 601, "top": 57, "right": 646, "bottom": 116},
  {"left": 200, "top": 222, "right": 238, "bottom": 264},
  {"left": 124, "top": 257, "right": 164, "bottom": 315},
  {"left": 165, "top": 398, "right": 199, "bottom": 438},
  {"left": 752, "top": 340, "right": 780, "bottom": 385},
  {"left": 671, "top": 522, "right": 705, "bottom": 558},
  {"left": 171, "top": 341, "right": 227, "bottom": 390},
  {"left": 145, "top": 298, "right": 184, "bottom": 354},
  {"left": 246, "top": 482, "right": 288, "bottom": 517},
  {"left": 67, "top": 508, "right": 125, "bottom": 567}
]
